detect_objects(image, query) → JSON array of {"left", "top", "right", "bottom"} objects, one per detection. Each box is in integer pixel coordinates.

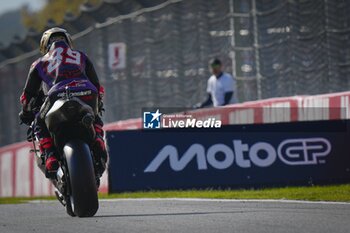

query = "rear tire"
[
  {"left": 63, "top": 140, "right": 98, "bottom": 217},
  {"left": 65, "top": 196, "right": 76, "bottom": 217}
]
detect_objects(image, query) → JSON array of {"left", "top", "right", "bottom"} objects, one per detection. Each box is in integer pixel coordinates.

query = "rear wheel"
[
  {"left": 63, "top": 140, "right": 98, "bottom": 217},
  {"left": 65, "top": 196, "right": 76, "bottom": 217}
]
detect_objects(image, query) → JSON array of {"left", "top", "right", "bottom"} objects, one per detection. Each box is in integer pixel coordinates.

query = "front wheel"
[{"left": 63, "top": 139, "right": 98, "bottom": 217}]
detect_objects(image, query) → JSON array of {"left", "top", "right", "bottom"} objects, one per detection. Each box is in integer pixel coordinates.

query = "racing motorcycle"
[{"left": 27, "top": 83, "right": 100, "bottom": 217}]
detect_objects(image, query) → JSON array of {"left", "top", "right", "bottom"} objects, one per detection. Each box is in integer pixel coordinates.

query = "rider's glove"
[{"left": 19, "top": 110, "right": 34, "bottom": 125}]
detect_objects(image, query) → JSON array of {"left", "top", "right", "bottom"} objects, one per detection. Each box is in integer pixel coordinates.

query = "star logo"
[
  {"left": 143, "top": 109, "right": 162, "bottom": 129},
  {"left": 150, "top": 109, "right": 162, "bottom": 123}
]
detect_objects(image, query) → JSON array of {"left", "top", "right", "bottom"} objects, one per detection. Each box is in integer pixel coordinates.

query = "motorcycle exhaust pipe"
[{"left": 54, "top": 188, "right": 66, "bottom": 207}]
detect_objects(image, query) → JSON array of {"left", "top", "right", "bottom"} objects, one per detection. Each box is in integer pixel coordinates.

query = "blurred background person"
[{"left": 195, "top": 58, "right": 236, "bottom": 109}]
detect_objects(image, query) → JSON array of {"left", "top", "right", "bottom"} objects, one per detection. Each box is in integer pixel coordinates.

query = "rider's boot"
[
  {"left": 40, "top": 137, "right": 59, "bottom": 177},
  {"left": 91, "top": 123, "right": 108, "bottom": 179}
]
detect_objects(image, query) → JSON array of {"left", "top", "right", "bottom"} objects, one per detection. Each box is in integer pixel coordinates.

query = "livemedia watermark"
[{"left": 142, "top": 108, "right": 222, "bottom": 129}]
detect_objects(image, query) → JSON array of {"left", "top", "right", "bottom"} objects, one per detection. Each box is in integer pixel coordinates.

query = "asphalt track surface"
[{"left": 0, "top": 198, "right": 349, "bottom": 233}]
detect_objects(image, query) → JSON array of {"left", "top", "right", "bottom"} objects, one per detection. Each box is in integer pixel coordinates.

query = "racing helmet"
[{"left": 39, "top": 27, "right": 73, "bottom": 54}]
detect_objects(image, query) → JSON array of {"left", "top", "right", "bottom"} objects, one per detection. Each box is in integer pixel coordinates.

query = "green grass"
[
  {"left": 1, "top": 184, "right": 349, "bottom": 204},
  {"left": 102, "top": 184, "right": 350, "bottom": 202},
  {"left": 0, "top": 196, "right": 55, "bottom": 205}
]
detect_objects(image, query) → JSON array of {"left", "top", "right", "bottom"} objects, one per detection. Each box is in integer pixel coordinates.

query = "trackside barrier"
[
  {"left": 107, "top": 120, "right": 350, "bottom": 192},
  {"left": 0, "top": 141, "right": 108, "bottom": 197},
  {"left": 1, "top": 91, "right": 350, "bottom": 197},
  {"left": 104, "top": 91, "right": 350, "bottom": 131}
]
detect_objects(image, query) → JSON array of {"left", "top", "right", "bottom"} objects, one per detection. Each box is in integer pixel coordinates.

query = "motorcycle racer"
[{"left": 19, "top": 27, "right": 108, "bottom": 178}]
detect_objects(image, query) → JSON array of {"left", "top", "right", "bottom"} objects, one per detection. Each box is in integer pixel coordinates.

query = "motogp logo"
[
  {"left": 278, "top": 138, "right": 330, "bottom": 165},
  {"left": 144, "top": 138, "right": 331, "bottom": 172}
]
